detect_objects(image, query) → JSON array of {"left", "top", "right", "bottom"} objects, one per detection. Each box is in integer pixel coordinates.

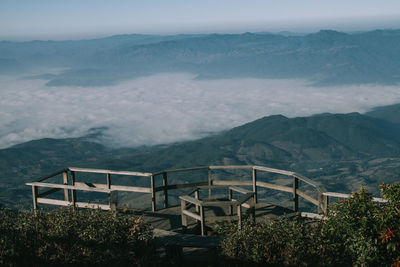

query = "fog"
[{"left": 1, "top": 72, "right": 400, "bottom": 149}]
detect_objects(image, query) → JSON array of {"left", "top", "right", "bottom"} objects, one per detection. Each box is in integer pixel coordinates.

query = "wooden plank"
[
  {"left": 322, "top": 192, "right": 350, "bottom": 198},
  {"left": 322, "top": 192, "right": 387, "bottom": 203},
  {"left": 75, "top": 202, "right": 110, "bottom": 210},
  {"left": 38, "top": 188, "right": 61, "bottom": 198},
  {"left": 71, "top": 171, "right": 76, "bottom": 207},
  {"left": 26, "top": 182, "right": 112, "bottom": 193},
  {"left": 106, "top": 173, "right": 111, "bottom": 189},
  {"left": 212, "top": 180, "right": 252, "bottom": 186},
  {"left": 253, "top": 166, "right": 294, "bottom": 176},
  {"left": 237, "top": 205, "right": 242, "bottom": 229},
  {"left": 153, "top": 166, "right": 209, "bottom": 176},
  {"left": 209, "top": 165, "right": 253, "bottom": 170},
  {"left": 229, "top": 185, "right": 252, "bottom": 194},
  {"left": 37, "top": 198, "right": 70, "bottom": 206},
  {"left": 300, "top": 212, "right": 325, "bottom": 220},
  {"left": 296, "top": 189, "right": 319, "bottom": 206},
  {"left": 179, "top": 195, "right": 203, "bottom": 206},
  {"left": 68, "top": 167, "right": 152, "bottom": 177},
  {"left": 32, "top": 186, "right": 38, "bottom": 211},
  {"left": 181, "top": 199, "right": 187, "bottom": 229},
  {"left": 194, "top": 190, "right": 200, "bottom": 213},
  {"left": 74, "top": 182, "right": 151, "bottom": 193},
  {"left": 182, "top": 209, "right": 202, "bottom": 221},
  {"left": 37, "top": 198, "right": 111, "bottom": 210},
  {"left": 257, "top": 181, "right": 292, "bottom": 193},
  {"left": 200, "top": 206, "right": 205, "bottom": 236},
  {"left": 372, "top": 197, "right": 387, "bottom": 203},
  {"left": 62, "top": 171, "right": 69, "bottom": 201},
  {"left": 156, "top": 181, "right": 208, "bottom": 192}
]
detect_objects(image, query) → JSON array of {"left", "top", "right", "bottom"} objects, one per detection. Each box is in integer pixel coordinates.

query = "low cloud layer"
[{"left": 1, "top": 72, "right": 400, "bottom": 149}]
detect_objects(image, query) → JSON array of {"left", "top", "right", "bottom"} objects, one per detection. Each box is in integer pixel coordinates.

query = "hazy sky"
[{"left": 1, "top": 0, "right": 400, "bottom": 40}]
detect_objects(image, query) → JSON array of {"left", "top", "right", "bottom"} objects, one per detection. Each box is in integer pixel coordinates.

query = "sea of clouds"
[{"left": 1, "top": 72, "right": 400, "bottom": 149}]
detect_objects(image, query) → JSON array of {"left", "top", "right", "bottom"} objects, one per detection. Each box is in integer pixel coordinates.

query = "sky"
[{"left": 1, "top": 0, "right": 400, "bottom": 40}]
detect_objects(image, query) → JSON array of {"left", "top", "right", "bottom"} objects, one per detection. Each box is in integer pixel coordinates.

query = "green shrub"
[
  {"left": 215, "top": 216, "right": 321, "bottom": 266},
  {"left": 0, "top": 207, "right": 155, "bottom": 266},
  {"left": 216, "top": 184, "right": 400, "bottom": 266}
]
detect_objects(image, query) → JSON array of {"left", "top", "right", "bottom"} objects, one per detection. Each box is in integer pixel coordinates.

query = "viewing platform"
[{"left": 25, "top": 165, "right": 387, "bottom": 260}]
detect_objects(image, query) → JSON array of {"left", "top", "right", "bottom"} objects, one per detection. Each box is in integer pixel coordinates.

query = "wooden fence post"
[
  {"left": 237, "top": 204, "right": 242, "bottom": 230},
  {"left": 208, "top": 168, "right": 212, "bottom": 199},
  {"left": 62, "top": 171, "right": 69, "bottom": 202},
  {"left": 252, "top": 168, "right": 258, "bottom": 203},
  {"left": 106, "top": 173, "right": 111, "bottom": 189},
  {"left": 195, "top": 189, "right": 200, "bottom": 213},
  {"left": 293, "top": 176, "right": 299, "bottom": 212},
  {"left": 200, "top": 206, "right": 205, "bottom": 236},
  {"left": 163, "top": 172, "right": 168, "bottom": 209},
  {"left": 151, "top": 175, "right": 156, "bottom": 212},
  {"left": 32, "top": 185, "right": 38, "bottom": 213},
  {"left": 181, "top": 199, "right": 187, "bottom": 229},
  {"left": 70, "top": 171, "right": 76, "bottom": 208}
]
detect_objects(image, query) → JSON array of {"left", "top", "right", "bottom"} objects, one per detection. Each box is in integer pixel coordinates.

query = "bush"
[
  {"left": 216, "top": 184, "right": 400, "bottom": 266},
  {"left": 215, "top": 216, "right": 321, "bottom": 266},
  {"left": 0, "top": 207, "right": 155, "bottom": 266}
]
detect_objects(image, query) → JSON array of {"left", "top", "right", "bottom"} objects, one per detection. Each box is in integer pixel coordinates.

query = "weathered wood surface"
[
  {"left": 74, "top": 182, "right": 151, "bottom": 193},
  {"left": 26, "top": 182, "right": 112, "bottom": 193},
  {"left": 322, "top": 192, "right": 387, "bottom": 203},
  {"left": 68, "top": 167, "right": 152, "bottom": 177},
  {"left": 36, "top": 198, "right": 110, "bottom": 210}
]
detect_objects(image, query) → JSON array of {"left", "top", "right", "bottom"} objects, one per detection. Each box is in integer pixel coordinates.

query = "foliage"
[
  {"left": 216, "top": 184, "right": 400, "bottom": 266},
  {"left": 215, "top": 216, "right": 321, "bottom": 266},
  {"left": 0, "top": 207, "right": 155, "bottom": 266}
]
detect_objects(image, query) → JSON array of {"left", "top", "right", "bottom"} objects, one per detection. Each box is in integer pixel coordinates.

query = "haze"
[
  {"left": 1, "top": 0, "right": 400, "bottom": 40},
  {"left": 1, "top": 72, "right": 399, "bottom": 149}
]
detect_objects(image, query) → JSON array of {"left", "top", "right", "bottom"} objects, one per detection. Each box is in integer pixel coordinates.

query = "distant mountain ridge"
[
  {"left": 1, "top": 103, "right": 400, "bottom": 208},
  {"left": 1, "top": 29, "right": 400, "bottom": 86}
]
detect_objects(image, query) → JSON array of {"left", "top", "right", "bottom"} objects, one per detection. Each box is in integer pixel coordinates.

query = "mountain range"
[
  {"left": 2, "top": 29, "right": 400, "bottom": 86},
  {"left": 1, "top": 103, "right": 400, "bottom": 208}
]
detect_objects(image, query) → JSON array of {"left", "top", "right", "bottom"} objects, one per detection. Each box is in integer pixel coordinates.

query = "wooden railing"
[
  {"left": 26, "top": 167, "right": 153, "bottom": 212},
  {"left": 27, "top": 165, "right": 384, "bottom": 219}
]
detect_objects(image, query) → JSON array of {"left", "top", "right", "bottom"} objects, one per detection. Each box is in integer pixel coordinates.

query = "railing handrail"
[
  {"left": 322, "top": 191, "right": 387, "bottom": 203},
  {"left": 68, "top": 167, "right": 152, "bottom": 177}
]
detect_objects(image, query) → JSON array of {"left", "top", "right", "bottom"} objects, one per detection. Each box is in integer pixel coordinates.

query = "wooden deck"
[
  {"left": 124, "top": 203, "right": 294, "bottom": 262},
  {"left": 127, "top": 203, "right": 294, "bottom": 233}
]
